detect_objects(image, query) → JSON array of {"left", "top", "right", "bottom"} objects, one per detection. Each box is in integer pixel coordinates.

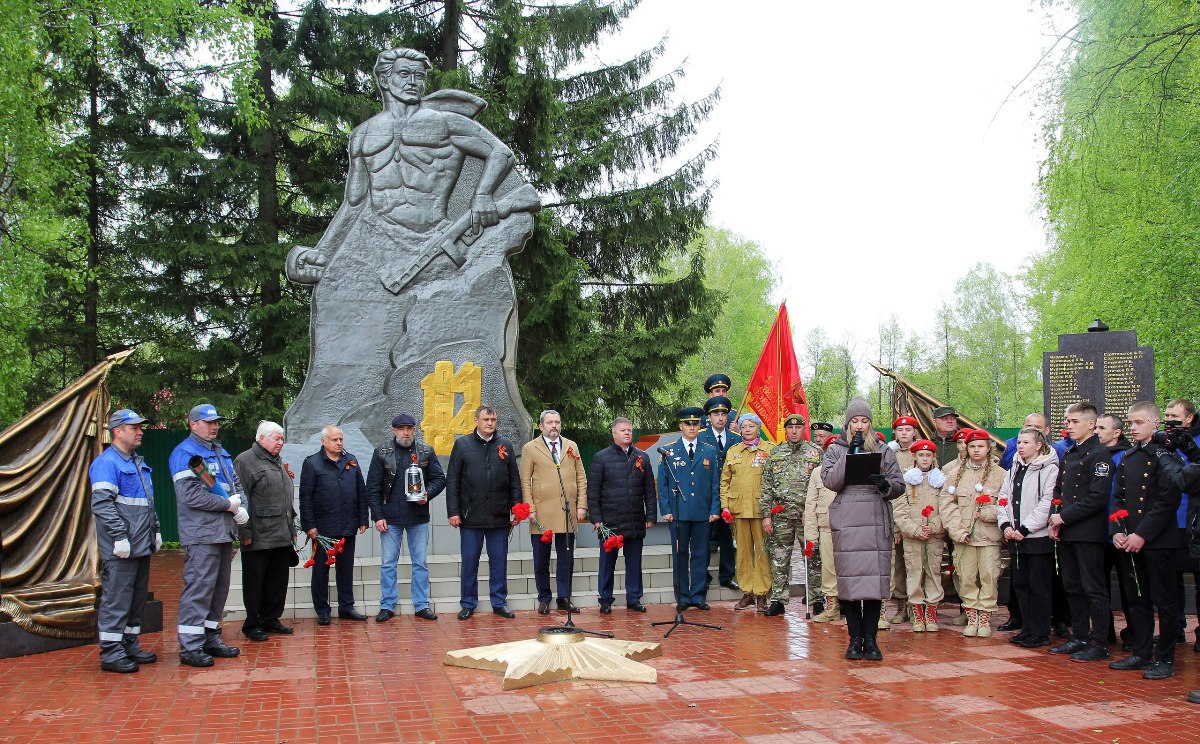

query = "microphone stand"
[
  {"left": 651, "top": 446, "right": 722, "bottom": 638},
  {"left": 539, "top": 445, "right": 612, "bottom": 638}
]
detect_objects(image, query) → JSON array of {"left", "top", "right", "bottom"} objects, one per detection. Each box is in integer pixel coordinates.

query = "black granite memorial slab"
[{"left": 1043, "top": 328, "right": 1154, "bottom": 435}]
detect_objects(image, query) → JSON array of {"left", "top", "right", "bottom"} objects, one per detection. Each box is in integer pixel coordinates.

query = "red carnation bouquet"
[
  {"left": 511, "top": 503, "right": 532, "bottom": 522},
  {"left": 302, "top": 535, "right": 346, "bottom": 568},
  {"left": 594, "top": 522, "right": 625, "bottom": 553},
  {"left": 1109, "top": 509, "right": 1142, "bottom": 595},
  {"left": 803, "top": 541, "right": 815, "bottom": 557}
]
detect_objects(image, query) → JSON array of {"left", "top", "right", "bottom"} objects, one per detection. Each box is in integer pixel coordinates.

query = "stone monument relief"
[{"left": 284, "top": 47, "right": 538, "bottom": 450}]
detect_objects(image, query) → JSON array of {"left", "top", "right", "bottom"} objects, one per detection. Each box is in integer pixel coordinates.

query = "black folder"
[{"left": 844, "top": 452, "right": 883, "bottom": 486}]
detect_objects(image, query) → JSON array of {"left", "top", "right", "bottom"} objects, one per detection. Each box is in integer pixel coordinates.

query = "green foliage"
[
  {"left": 656, "top": 227, "right": 778, "bottom": 412},
  {"left": 800, "top": 327, "right": 860, "bottom": 426},
  {"left": 1033, "top": 0, "right": 1200, "bottom": 402}
]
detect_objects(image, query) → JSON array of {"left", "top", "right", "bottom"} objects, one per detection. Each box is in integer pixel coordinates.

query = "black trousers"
[
  {"left": 1011, "top": 549, "right": 1051, "bottom": 639},
  {"left": 1120, "top": 548, "right": 1179, "bottom": 662},
  {"left": 1103, "top": 544, "right": 1132, "bottom": 639},
  {"left": 1051, "top": 561, "right": 1070, "bottom": 625},
  {"left": 1059, "top": 541, "right": 1108, "bottom": 644},
  {"left": 311, "top": 534, "right": 357, "bottom": 613},
  {"left": 241, "top": 545, "right": 293, "bottom": 633},
  {"left": 531, "top": 532, "right": 575, "bottom": 603}
]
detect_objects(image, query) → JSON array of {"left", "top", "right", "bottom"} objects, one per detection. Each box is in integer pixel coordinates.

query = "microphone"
[
  {"left": 849, "top": 433, "right": 864, "bottom": 455},
  {"left": 657, "top": 446, "right": 671, "bottom": 456}
]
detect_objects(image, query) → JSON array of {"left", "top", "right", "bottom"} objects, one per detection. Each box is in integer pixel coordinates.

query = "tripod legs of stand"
[
  {"left": 560, "top": 594, "right": 614, "bottom": 638},
  {"left": 650, "top": 520, "right": 722, "bottom": 637}
]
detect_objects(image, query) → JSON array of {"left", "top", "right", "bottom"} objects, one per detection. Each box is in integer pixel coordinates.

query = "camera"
[{"left": 1151, "top": 420, "right": 1190, "bottom": 449}]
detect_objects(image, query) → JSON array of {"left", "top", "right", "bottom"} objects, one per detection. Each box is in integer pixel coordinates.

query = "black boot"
[
  {"left": 862, "top": 635, "right": 883, "bottom": 661},
  {"left": 845, "top": 636, "right": 864, "bottom": 660}
]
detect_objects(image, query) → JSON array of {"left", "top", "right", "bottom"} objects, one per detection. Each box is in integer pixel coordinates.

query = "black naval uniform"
[
  {"left": 1113, "top": 441, "right": 1182, "bottom": 664},
  {"left": 1055, "top": 434, "right": 1116, "bottom": 649}
]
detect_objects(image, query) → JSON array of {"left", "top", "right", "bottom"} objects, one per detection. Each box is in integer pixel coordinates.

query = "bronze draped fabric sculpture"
[{"left": 0, "top": 350, "right": 132, "bottom": 638}]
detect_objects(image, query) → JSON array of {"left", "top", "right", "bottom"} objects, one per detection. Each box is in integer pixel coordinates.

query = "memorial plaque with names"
[{"left": 1042, "top": 329, "right": 1154, "bottom": 437}]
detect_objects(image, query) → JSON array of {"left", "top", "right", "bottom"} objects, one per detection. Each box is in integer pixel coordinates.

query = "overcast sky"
[{"left": 597, "top": 1, "right": 1069, "bottom": 372}]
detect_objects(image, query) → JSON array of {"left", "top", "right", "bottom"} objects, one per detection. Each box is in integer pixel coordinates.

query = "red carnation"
[
  {"left": 333, "top": 537, "right": 346, "bottom": 554},
  {"left": 1051, "top": 498, "right": 1063, "bottom": 507},
  {"left": 302, "top": 558, "right": 315, "bottom": 568},
  {"left": 803, "top": 541, "right": 815, "bottom": 557},
  {"left": 721, "top": 509, "right": 734, "bottom": 524},
  {"left": 998, "top": 498, "right": 1008, "bottom": 507},
  {"left": 614, "top": 535, "right": 625, "bottom": 549},
  {"left": 1109, "top": 509, "right": 1130, "bottom": 523},
  {"left": 541, "top": 529, "right": 553, "bottom": 543},
  {"left": 325, "top": 556, "right": 337, "bottom": 566},
  {"left": 770, "top": 505, "right": 785, "bottom": 515},
  {"left": 511, "top": 503, "right": 532, "bottom": 522},
  {"left": 975, "top": 494, "right": 991, "bottom": 505},
  {"left": 921, "top": 504, "right": 934, "bottom": 518}
]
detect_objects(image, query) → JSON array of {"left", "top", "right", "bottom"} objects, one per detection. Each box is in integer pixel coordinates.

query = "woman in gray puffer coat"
[{"left": 822, "top": 397, "right": 904, "bottom": 661}]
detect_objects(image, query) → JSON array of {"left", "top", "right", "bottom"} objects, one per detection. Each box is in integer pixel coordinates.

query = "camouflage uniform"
[{"left": 760, "top": 439, "right": 823, "bottom": 604}]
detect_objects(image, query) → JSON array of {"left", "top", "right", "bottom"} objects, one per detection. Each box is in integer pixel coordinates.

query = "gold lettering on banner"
[{"left": 421, "top": 361, "right": 483, "bottom": 456}]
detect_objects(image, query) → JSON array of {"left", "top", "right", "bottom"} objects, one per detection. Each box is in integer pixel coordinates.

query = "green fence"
[{"left": 139, "top": 429, "right": 254, "bottom": 542}]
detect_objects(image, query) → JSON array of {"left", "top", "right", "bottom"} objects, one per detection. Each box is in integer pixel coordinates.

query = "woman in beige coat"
[
  {"left": 720, "top": 413, "right": 774, "bottom": 610},
  {"left": 939, "top": 429, "right": 1005, "bottom": 637}
]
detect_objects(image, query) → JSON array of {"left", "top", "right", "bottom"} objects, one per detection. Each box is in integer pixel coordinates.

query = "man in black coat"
[
  {"left": 446, "top": 406, "right": 521, "bottom": 620},
  {"left": 1048, "top": 402, "right": 1116, "bottom": 662},
  {"left": 366, "top": 414, "right": 446, "bottom": 622},
  {"left": 299, "top": 425, "right": 369, "bottom": 625},
  {"left": 1107, "top": 402, "right": 1182, "bottom": 679},
  {"left": 586, "top": 417, "right": 657, "bottom": 613}
]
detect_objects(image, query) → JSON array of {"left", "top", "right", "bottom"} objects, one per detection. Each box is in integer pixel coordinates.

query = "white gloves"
[
  {"left": 113, "top": 539, "right": 131, "bottom": 558},
  {"left": 155, "top": 533, "right": 163, "bottom": 551},
  {"left": 233, "top": 507, "right": 249, "bottom": 525},
  {"left": 227, "top": 494, "right": 242, "bottom": 512}
]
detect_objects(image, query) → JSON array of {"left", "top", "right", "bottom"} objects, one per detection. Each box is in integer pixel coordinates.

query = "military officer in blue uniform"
[
  {"left": 89, "top": 409, "right": 161, "bottom": 673},
  {"left": 658, "top": 407, "right": 721, "bottom": 610},
  {"left": 169, "top": 403, "right": 248, "bottom": 667},
  {"left": 700, "top": 394, "right": 739, "bottom": 590}
]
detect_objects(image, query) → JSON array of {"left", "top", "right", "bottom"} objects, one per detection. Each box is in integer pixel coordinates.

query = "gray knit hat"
[{"left": 842, "top": 396, "right": 873, "bottom": 430}]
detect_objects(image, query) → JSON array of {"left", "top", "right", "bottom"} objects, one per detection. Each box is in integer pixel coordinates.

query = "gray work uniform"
[
  {"left": 170, "top": 433, "right": 243, "bottom": 652},
  {"left": 89, "top": 445, "right": 159, "bottom": 663}
]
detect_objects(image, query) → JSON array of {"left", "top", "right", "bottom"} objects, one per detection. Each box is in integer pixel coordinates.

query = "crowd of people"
[{"left": 86, "top": 379, "right": 1200, "bottom": 705}]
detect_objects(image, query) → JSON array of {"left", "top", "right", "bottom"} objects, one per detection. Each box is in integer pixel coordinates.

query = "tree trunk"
[
  {"left": 253, "top": 1, "right": 284, "bottom": 408},
  {"left": 84, "top": 14, "right": 101, "bottom": 370},
  {"left": 441, "top": 0, "right": 460, "bottom": 71}
]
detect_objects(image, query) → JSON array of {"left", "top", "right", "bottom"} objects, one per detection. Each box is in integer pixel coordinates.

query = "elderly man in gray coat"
[{"left": 822, "top": 396, "right": 904, "bottom": 662}]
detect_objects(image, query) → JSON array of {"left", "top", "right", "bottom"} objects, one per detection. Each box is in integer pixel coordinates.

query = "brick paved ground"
[{"left": 3, "top": 550, "right": 1200, "bottom": 743}]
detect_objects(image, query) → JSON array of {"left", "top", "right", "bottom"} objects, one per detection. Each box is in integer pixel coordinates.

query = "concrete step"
[{"left": 220, "top": 545, "right": 779, "bottom": 619}]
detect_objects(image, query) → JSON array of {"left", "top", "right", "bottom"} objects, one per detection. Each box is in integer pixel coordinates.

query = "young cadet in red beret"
[
  {"left": 940, "top": 429, "right": 1005, "bottom": 637},
  {"left": 893, "top": 439, "right": 947, "bottom": 631},
  {"left": 886, "top": 416, "right": 921, "bottom": 625}
]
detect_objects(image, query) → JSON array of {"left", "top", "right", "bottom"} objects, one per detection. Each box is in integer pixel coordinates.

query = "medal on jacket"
[{"left": 405, "top": 453, "right": 427, "bottom": 502}]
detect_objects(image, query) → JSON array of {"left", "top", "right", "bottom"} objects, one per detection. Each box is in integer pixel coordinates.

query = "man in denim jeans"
[{"left": 366, "top": 414, "right": 446, "bottom": 621}]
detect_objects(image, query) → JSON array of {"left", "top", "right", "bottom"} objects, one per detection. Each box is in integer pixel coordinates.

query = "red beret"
[
  {"left": 953, "top": 429, "right": 971, "bottom": 442},
  {"left": 965, "top": 429, "right": 991, "bottom": 443},
  {"left": 875, "top": 432, "right": 886, "bottom": 443},
  {"left": 822, "top": 434, "right": 837, "bottom": 448},
  {"left": 910, "top": 439, "right": 936, "bottom": 453},
  {"left": 892, "top": 416, "right": 919, "bottom": 429}
]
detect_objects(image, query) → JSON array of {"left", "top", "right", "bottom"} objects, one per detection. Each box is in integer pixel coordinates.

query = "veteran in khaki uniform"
[
  {"left": 760, "top": 413, "right": 824, "bottom": 617},
  {"left": 519, "top": 410, "right": 589, "bottom": 615},
  {"left": 720, "top": 413, "right": 775, "bottom": 611}
]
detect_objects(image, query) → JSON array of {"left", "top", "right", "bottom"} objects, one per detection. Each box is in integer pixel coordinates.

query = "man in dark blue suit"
[
  {"left": 700, "top": 394, "right": 739, "bottom": 590},
  {"left": 659, "top": 407, "right": 721, "bottom": 610}
]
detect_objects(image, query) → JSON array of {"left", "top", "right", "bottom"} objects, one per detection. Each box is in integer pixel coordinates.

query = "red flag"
[{"left": 743, "top": 303, "right": 808, "bottom": 443}]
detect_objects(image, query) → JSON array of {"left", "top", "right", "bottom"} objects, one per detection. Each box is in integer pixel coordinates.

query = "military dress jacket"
[
  {"left": 1113, "top": 442, "right": 1181, "bottom": 550},
  {"left": 720, "top": 440, "right": 774, "bottom": 518},
  {"left": 657, "top": 437, "right": 720, "bottom": 521},
  {"left": 1055, "top": 434, "right": 1116, "bottom": 543}
]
